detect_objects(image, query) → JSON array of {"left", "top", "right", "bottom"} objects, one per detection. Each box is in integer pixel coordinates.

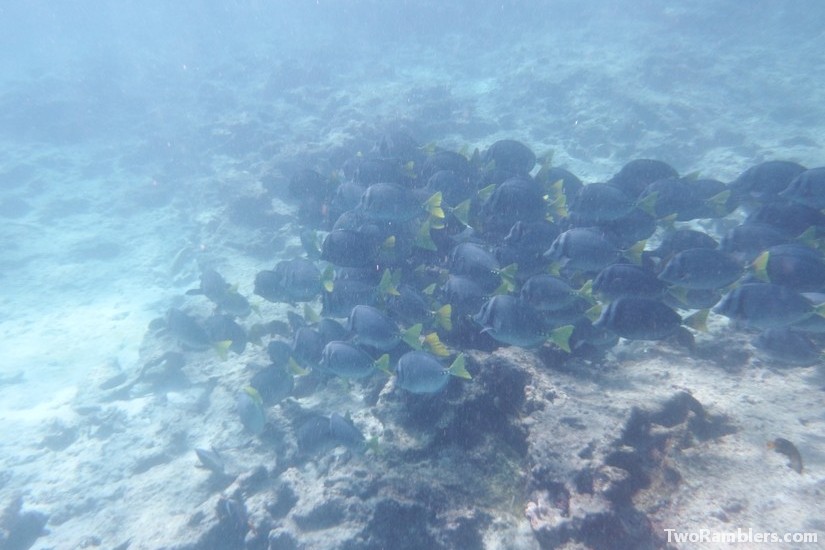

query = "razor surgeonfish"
[
  {"left": 658, "top": 248, "right": 744, "bottom": 290},
  {"left": 779, "top": 167, "right": 825, "bottom": 209},
  {"left": 395, "top": 351, "right": 470, "bottom": 394},
  {"left": 714, "top": 283, "right": 825, "bottom": 330},
  {"left": 254, "top": 259, "right": 323, "bottom": 303},
  {"left": 348, "top": 304, "right": 421, "bottom": 352},
  {"left": 473, "top": 294, "right": 572, "bottom": 351},
  {"left": 319, "top": 341, "right": 390, "bottom": 379},
  {"left": 752, "top": 244, "right": 825, "bottom": 292},
  {"left": 593, "top": 297, "right": 704, "bottom": 341}
]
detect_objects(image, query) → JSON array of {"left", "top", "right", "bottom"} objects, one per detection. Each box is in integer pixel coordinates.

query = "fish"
[
  {"left": 482, "top": 139, "right": 536, "bottom": 174},
  {"left": 195, "top": 447, "right": 225, "bottom": 475},
  {"left": 593, "top": 297, "right": 705, "bottom": 341},
  {"left": 714, "top": 283, "right": 825, "bottom": 330},
  {"left": 449, "top": 242, "right": 516, "bottom": 294},
  {"left": 296, "top": 415, "right": 335, "bottom": 455},
  {"left": 359, "top": 183, "right": 442, "bottom": 223},
  {"left": 236, "top": 387, "right": 266, "bottom": 435},
  {"left": 545, "top": 227, "right": 639, "bottom": 273},
  {"left": 745, "top": 203, "right": 825, "bottom": 237},
  {"left": 186, "top": 269, "right": 252, "bottom": 317},
  {"left": 768, "top": 437, "right": 803, "bottom": 474},
  {"left": 164, "top": 308, "right": 229, "bottom": 355},
  {"left": 650, "top": 229, "right": 718, "bottom": 261},
  {"left": 319, "top": 341, "right": 390, "bottom": 379},
  {"left": 751, "top": 244, "right": 825, "bottom": 292},
  {"left": 519, "top": 274, "right": 582, "bottom": 312},
  {"left": 664, "top": 288, "right": 722, "bottom": 310},
  {"left": 592, "top": 263, "right": 665, "bottom": 300},
  {"left": 608, "top": 158, "right": 679, "bottom": 198},
  {"left": 250, "top": 364, "right": 294, "bottom": 405},
  {"left": 347, "top": 305, "right": 421, "bottom": 351},
  {"left": 719, "top": 223, "right": 789, "bottom": 263},
  {"left": 637, "top": 177, "right": 720, "bottom": 220},
  {"left": 320, "top": 228, "right": 385, "bottom": 268},
  {"left": 502, "top": 220, "right": 560, "bottom": 257},
  {"left": 353, "top": 157, "right": 409, "bottom": 186},
  {"left": 473, "top": 295, "right": 572, "bottom": 351},
  {"left": 322, "top": 278, "right": 379, "bottom": 318},
  {"left": 534, "top": 165, "right": 583, "bottom": 203},
  {"left": 729, "top": 160, "right": 806, "bottom": 206},
  {"left": 203, "top": 314, "right": 246, "bottom": 355},
  {"left": 568, "top": 183, "right": 637, "bottom": 224},
  {"left": 658, "top": 248, "right": 744, "bottom": 290},
  {"left": 290, "top": 327, "right": 325, "bottom": 369},
  {"left": 754, "top": 328, "right": 821, "bottom": 366},
  {"left": 395, "top": 351, "right": 470, "bottom": 394},
  {"left": 425, "top": 170, "right": 476, "bottom": 206},
  {"left": 254, "top": 259, "right": 323, "bottom": 303},
  {"left": 420, "top": 150, "right": 472, "bottom": 180},
  {"left": 266, "top": 339, "right": 293, "bottom": 365},
  {"left": 779, "top": 167, "right": 825, "bottom": 209},
  {"left": 385, "top": 284, "right": 451, "bottom": 330},
  {"left": 328, "top": 412, "right": 370, "bottom": 452},
  {"left": 596, "top": 208, "right": 657, "bottom": 249},
  {"left": 440, "top": 275, "right": 488, "bottom": 316},
  {"left": 478, "top": 177, "right": 546, "bottom": 236}
]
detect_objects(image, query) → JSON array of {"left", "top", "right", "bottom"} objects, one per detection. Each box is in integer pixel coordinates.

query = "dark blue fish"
[
  {"left": 544, "top": 228, "right": 634, "bottom": 273},
  {"left": 291, "top": 327, "right": 325, "bottom": 368},
  {"left": 353, "top": 157, "right": 408, "bottom": 186},
  {"left": 753, "top": 328, "right": 821, "bottom": 366},
  {"left": 359, "top": 183, "right": 438, "bottom": 222},
  {"left": 519, "top": 274, "right": 581, "bottom": 312},
  {"left": 478, "top": 177, "right": 546, "bottom": 236},
  {"left": 348, "top": 305, "right": 420, "bottom": 351},
  {"left": 745, "top": 203, "right": 825, "bottom": 237},
  {"left": 254, "top": 259, "right": 322, "bottom": 303},
  {"left": 593, "top": 263, "right": 665, "bottom": 300},
  {"left": 186, "top": 269, "right": 252, "bottom": 317},
  {"left": 752, "top": 244, "right": 825, "bottom": 292},
  {"left": 650, "top": 230, "right": 719, "bottom": 266},
  {"left": 719, "top": 223, "right": 789, "bottom": 263},
  {"left": 319, "top": 341, "right": 389, "bottom": 379},
  {"left": 250, "top": 364, "right": 294, "bottom": 405},
  {"left": 608, "top": 159, "right": 679, "bottom": 198},
  {"left": 779, "top": 167, "right": 825, "bottom": 209},
  {"left": 322, "top": 278, "right": 378, "bottom": 318},
  {"left": 329, "top": 412, "right": 369, "bottom": 452},
  {"left": 569, "top": 183, "right": 636, "bottom": 224},
  {"left": 420, "top": 150, "right": 473, "bottom": 179},
  {"left": 482, "top": 139, "right": 536, "bottom": 174},
  {"left": 658, "top": 248, "right": 744, "bottom": 290},
  {"left": 714, "top": 283, "right": 824, "bottom": 330},
  {"left": 426, "top": 170, "right": 475, "bottom": 205},
  {"left": 165, "top": 308, "right": 212, "bottom": 351},
  {"left": 203, "top": 314, "right": 246, "bottom": 355},
  {"left": 449, "top": 242, "right": 515, "bottom": 294},
  {"left": 473, "top": 295, "right": 572, "bottom": 351},
  {"left": 729, "top": 160, "right": 806, "bottom": 205},
  {"left": 395, "top": 351, "right": 470, "bottom": 394},
  {"left": 597, "top": 208, "right": 657, "bottom": 249},
  {"left": 593, "top": 297, "right": 700, "bottom": 341},
  {"left": 320, "top": 229, "right": 384, "bottom": 268},
  {"left": 440, "top": 275, "right": 487, "bottom": 316}
]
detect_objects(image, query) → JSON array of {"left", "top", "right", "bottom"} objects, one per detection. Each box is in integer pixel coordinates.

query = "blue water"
[{"left": 1, "top": 1, "right": 824, "bottom": 548}]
